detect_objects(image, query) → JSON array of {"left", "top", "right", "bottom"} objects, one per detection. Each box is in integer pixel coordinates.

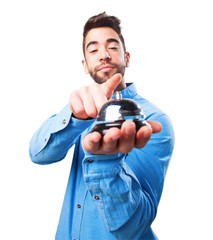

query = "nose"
[{"left": 99, "top": 48, "right": 111, "bottom": 62}]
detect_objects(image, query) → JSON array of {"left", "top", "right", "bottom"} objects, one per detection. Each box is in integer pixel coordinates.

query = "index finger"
[
  {"left": 102, "top": 73, "right": 122, "bottom": 99},
  {"left": 147, "top": 121, "right": 162, "bottom": 133}
]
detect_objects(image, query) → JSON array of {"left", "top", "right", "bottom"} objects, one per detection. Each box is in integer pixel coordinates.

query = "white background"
[{"left": 0, "top": 1, "right": 213, "bottom": 239}]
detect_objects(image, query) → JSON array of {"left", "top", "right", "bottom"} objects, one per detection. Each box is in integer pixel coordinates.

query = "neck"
[{"left": 114, "top": 78, "right": 126, "bottom": 92}]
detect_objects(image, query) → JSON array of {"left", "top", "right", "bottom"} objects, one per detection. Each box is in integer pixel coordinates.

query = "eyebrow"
[
  {"left": 86, "top": 41, "right": 98, "bottom": 49},
  {"left": 86, "top": 38, "right": 120, "bottom": 49},
  {"left": 107, "top": 38, "right": 120, "bottom": 44}
]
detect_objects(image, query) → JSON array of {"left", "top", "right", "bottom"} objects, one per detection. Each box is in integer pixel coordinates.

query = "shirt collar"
[{"left": 112, "top": 83, "right": 138, "bottom": 99}]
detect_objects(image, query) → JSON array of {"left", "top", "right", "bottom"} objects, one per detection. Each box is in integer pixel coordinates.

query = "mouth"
[{"left": 98, "top": 65, "right": 114, "bottom": 73}]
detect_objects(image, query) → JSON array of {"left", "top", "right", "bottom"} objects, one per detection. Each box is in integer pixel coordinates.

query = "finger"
[
  {"left": 101, "top": 127, "right": 121, "bottom": 154},
  {"left": 82, "top": 132, "right": 102, "bottom": 154},
  {"left": 79, "top": 86, "right": 98, "bottom": 118},
  {"left": 69, "top": 90, "right": 88, "bottom": 119},
  {"left": 88, "top": 83, "right": 108, "bottom": 113},
  {"left": 119, "top": 121, "right": 136, "bottom": 153},
  {"left": 102, "top": 73, "right": 122, "bottom": 99},
  {"left": 147, "top": 121, "right": 162, "bottom": 133},
  {"left": 135, "top": 126, "right": 152, "bottom": 149}
]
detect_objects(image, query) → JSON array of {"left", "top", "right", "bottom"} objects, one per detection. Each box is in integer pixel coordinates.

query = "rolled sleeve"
[
  {"left": 29, "top": 104, "right": 95, "bottom": 164},
  {"left": 30, "top": 105, "right": 72, "bottom": 156}
]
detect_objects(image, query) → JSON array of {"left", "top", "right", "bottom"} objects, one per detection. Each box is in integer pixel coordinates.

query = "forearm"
[
  {"left": 82, "top": 152, "right": 156, "bottom": 238},
  {"left": 29, "top": 104, "right": 95, "bottom": 164}
]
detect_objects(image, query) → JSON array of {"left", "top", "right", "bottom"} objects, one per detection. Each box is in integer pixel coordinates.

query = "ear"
[
  {"left": 125, "top": 52, "right": 130, "bottom": 67},
  {"left": 82, "top": 59, "right": 89, "bottom": 74}
]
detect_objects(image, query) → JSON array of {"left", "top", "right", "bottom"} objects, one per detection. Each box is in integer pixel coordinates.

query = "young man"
[{"left": 30, "top": 12, "right": 174, "bottom": 240}]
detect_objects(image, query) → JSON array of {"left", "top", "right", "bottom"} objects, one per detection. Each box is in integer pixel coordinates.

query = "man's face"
[{"left": 83, "top": 27, "right": 130, "bottom": 85}]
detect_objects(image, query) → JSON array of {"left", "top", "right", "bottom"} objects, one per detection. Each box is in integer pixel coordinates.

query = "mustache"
[{"left": 95, "top": 63, "right": 117, "bottom": 71}]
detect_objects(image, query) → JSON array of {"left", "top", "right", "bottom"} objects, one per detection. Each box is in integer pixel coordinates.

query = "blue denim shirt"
[{"left": 29, "top": 83, "right": 175, "bottom": 240}]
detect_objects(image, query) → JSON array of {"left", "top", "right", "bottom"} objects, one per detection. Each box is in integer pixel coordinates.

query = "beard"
[{"left": 88, "top": 62, "right": 126, "bottom": 84}]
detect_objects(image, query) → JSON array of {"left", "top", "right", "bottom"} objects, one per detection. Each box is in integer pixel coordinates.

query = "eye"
[
  {"left": 89, "top": 49, "right": 98, "bottom": 53},
  {"left": 109, "top": 47, "right": 118, "bottom": 50}
]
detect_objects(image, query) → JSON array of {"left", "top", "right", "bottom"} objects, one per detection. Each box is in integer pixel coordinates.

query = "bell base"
[{"left": 91, "top": 119, "right": 149, "bottom": 135}]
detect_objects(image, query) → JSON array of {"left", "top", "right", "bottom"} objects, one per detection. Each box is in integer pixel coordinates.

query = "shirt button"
[
  {"left": 87, "top": 160, "right": 94, "bottom": 163},
  {"left": 62, "top": 118, "right": 66, "bottom": 124},
  {"left": 95, "top": 195, "right": 100, "bottom": 200},
  {"left": 77, "top": 204, "right": 81, "bottom": 209},
  {"left": 44, "top": 138, "right": 47, "bottom": 142}
]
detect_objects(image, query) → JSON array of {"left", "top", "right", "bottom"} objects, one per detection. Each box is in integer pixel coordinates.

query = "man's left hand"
[{"left": 82, "top": 120, "right": 162, "bottom": 155}]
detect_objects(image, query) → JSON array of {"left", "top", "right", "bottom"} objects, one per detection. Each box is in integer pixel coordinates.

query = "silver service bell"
[{"left": 92, "top": 91, "right": 149, "bottom": 135}]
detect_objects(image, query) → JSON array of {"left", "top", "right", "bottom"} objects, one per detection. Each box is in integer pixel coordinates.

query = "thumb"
[{"left": 101, "top": 73, "right": 122, "bottom": 99}]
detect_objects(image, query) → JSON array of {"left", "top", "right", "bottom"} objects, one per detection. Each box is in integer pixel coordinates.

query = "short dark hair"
[{"left": 83, "top": 12, "right": 126, "bottom": 56}]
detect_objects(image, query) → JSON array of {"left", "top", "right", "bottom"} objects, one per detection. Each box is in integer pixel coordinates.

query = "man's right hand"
[{"left": 69, "top": 73, "right": 122, "bottom": 119}]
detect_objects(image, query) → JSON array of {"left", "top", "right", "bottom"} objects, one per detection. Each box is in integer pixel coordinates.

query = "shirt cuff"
[
  {"left": 83, "top": 152, "right": 126, "bottom": 181},
  {"left": 30, "top": 104, "right": 95, "bottom": 156}
]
